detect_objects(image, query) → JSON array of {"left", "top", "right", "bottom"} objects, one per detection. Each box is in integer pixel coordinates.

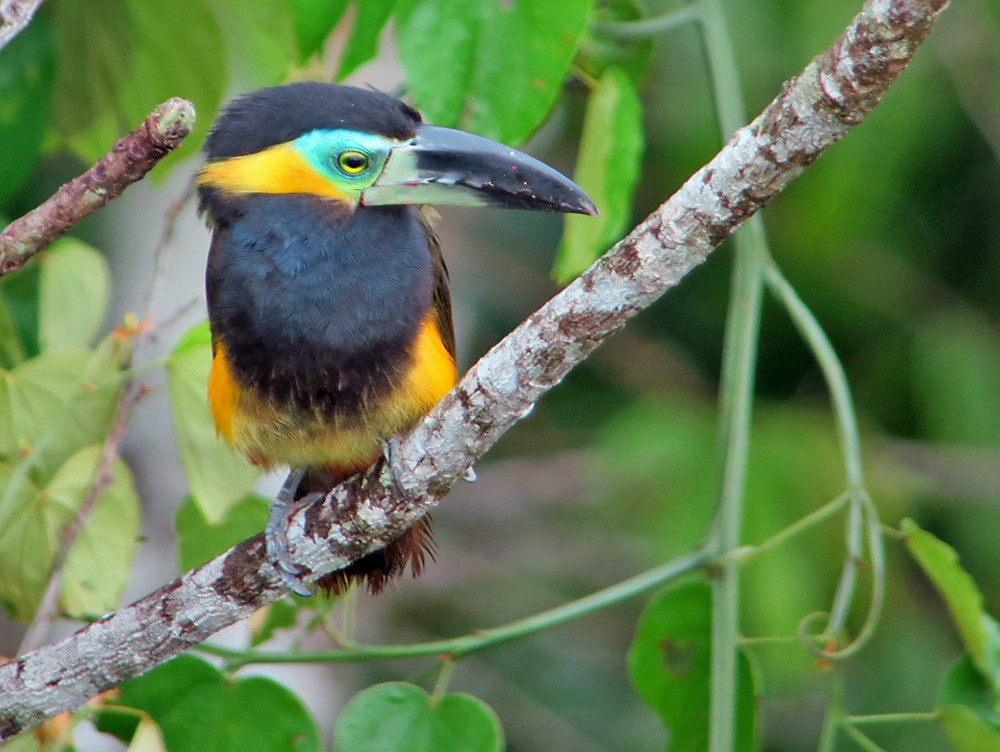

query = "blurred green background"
[
  {"left": 1, "top": 0, "right": 998, "bottom": 750},
  {"left": 432, "top": 4, "right": 1000, "bottom": 747}
]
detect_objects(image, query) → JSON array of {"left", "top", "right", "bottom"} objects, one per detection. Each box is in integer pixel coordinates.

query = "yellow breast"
[{"left": 208, "top": 316, "right": 457, "bottom": 471}]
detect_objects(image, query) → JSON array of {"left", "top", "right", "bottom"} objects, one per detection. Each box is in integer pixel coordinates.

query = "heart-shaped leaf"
[
  {"left": 0, "top": 347, "right": 122, "bottom": 476},
  {"left": 38, "top": 238, "right": 110, "bottom": 352},
  {"left": 334, "top": 682, "right": 503, "bottom": 752},
  {"left": 904, "top": 519, "right": 1000, "bottom": 693},
  {"left": 99, "top": 654, "right": 322, "bottom": 752},
  {"left": 0, "top": 445, "right": 138, "bottom": 621},
  {"left": 174, "top": 492, "right": 268, "bottom": 571},
  {"left": 628, "top": 581, "right": 757, "bottom": 751}
]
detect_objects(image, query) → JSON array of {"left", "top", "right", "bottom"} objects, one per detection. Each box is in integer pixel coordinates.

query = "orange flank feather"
[
  {"left": 207, "top": 316, "right": 457, "bottom": 472},
  {"left": 209, "top": 317, "right": 455, "bottom": 593},
  {"left": 197, "top": 142, "right": 349, "bottom": 202},
  {"left": 396, "top": 313, "right": 459, "bottom": 419},
  {"left": 207, "top": 344, "right": 237, "bottom": 445}
]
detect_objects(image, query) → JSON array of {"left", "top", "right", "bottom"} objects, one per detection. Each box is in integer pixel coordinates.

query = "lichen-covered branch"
[
  {"left": 0, "top": 98, "right": 195, "bottom": 276},
  {"left": 0, "top": 0, "right": 948, "bottom": 740}
]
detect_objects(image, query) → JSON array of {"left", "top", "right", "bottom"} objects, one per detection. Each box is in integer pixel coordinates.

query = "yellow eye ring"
[{"left": 338, "top": 151, "right": 369, "bottom": 175}]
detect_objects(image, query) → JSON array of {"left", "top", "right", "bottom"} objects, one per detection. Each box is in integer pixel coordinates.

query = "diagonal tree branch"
[
  {"left": 0, "top": 0, "right": 948, "bottom": 740},
  {"left": 0, "top": 98, "right": 195, "bottom": 276}
]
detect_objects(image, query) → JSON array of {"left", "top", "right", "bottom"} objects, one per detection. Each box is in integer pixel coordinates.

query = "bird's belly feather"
[{"left": 209, "top": 315, "right": 456, "bottom": 472}]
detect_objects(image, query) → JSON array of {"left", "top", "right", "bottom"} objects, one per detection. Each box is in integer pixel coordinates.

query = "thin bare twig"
[
  {"left": 0, "top": 98, "right": 195, "bottom": 276},
  {"left": 0, "top": 0, "right": 949, "bottom": 739},
  {"left": 140, "top": 177, "right": 198, "bottom": 328}
]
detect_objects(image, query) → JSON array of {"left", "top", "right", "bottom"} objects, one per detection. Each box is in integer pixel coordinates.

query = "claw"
[
  {"left": 265, "top": 469, "right": 319, "bottom": 596},
  {"left": 380, "top": 438, "right": 406, "bottom": 498},
  {"left": 381, "top": 437, "right": 397, "bottom": 465}
]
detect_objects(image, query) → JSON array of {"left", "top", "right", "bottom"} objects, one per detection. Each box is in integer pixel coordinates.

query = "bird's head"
[{"left": 197, "top": 82, "right": 597, "bottom": 218}]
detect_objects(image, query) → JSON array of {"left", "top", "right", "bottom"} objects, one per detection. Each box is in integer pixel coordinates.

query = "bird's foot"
[
  {"left": 462, "top": 465, "right": 477, "bottom": 482},
  {"left": 266, "top": 468, "right": 321, "bottom": 597}
]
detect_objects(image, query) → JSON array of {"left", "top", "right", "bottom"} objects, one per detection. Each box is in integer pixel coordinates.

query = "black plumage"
[
  {"left": 203, "top": 83, "right": 421, "bottom": 161},
  {"left": 204, "top": 194, "right": 436, "bottom": 419}
]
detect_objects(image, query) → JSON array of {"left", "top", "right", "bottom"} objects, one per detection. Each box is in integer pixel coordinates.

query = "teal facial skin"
[{"left": 292, "top": 126, "right": 597, "bottom": 215}]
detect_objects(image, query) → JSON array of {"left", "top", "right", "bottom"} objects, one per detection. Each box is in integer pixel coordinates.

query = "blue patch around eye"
[{"left": 294, "top": 129, "right": 390, "bottom": 182}]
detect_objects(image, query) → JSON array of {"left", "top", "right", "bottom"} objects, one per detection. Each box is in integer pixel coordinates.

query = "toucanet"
[{"left": 197, "top": 82, "right": 596, "bottom": 594}]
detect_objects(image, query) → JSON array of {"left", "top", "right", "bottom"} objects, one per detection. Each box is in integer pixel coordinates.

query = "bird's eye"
[{"left": 338, "top": 151, "right": 369, "bottom": 175}]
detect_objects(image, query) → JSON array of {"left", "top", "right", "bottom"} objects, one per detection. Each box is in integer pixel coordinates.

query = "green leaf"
[
  {"left": 0, "top": 347, "right": 122, "bottom": 476},
  {"left": 108, "top": 654, "right": 322, "bottom": 752},
  {"left": 336, "top": 0, "right": 398, "bottom": 81},
  {"left": 939, "top": 705, "right": 1000, "bottom": 752},
  {"left": 37, "top": 239, "right": 111, "bottom": 351},
  {"left": 396, "top": 0, "right": 590, "bottom": 144},
  {"left": 94, "top": 708, "right": 145, "bottom": 746},
  {"left": 175, "top": 492, "right": 268, "bottom": 572},
  {"left": 53, "top": 0, "right": 225, "bottom": 166},
  {"left": 0, "top": 445, "right": 137, "bottom": 621},
  {"left": 121, "top": 654, "right": 221, "bottom": 716},
  {"left": 627, "top": 581, "right": 757, "bottom": 751},
  {"left": 97, "top": 653, "right": 232, "bottom": 742},
  {"left": 903, "top": 519, "right": 1000, "bottom": 693},
  {"left": 290, "top": 0, "right": 349, "bottom": 62},
  {"left": 166, "top": 322, "right": 261, "bottom": 523},
  {"left": 554, "top": 66, "right": 643, "bottom": 282},
  {"left": 0, "top": 15, "right": 56, "bottom": 207},
  {"left": 1, "top": 731, "right": 48, "bottom": 751},
  {"left": 334, "top": 682, "right": 504, "bottom": 752},
  {"left": 163, "top": 676, "right": 322, "bottom": 751},
  {"left": 251, "top": 598, "right": 300, "bottom": 647},
  {"left": 56, "top": 448, "right": 139, "bottom": 619},
  {"left": 937, "top": 656, "right": 1000, "bottom": 728},
  {"left": 0, "top": 463, "right": 47, "bottom": 621}
]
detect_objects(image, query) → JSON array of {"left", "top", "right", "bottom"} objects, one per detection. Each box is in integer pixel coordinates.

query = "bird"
[{"left": 196, "top": 82, "right": 596, "bottom": 595}]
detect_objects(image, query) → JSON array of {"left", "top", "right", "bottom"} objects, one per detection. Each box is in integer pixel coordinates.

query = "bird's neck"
[{"left": 205, "top": 193, "right": 434, "bottom": 363}]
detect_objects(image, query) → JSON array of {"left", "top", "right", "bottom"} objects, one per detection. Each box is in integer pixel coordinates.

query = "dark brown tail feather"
[{"left": 296, "top": 468, "right": 436, "bottom": 595}]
